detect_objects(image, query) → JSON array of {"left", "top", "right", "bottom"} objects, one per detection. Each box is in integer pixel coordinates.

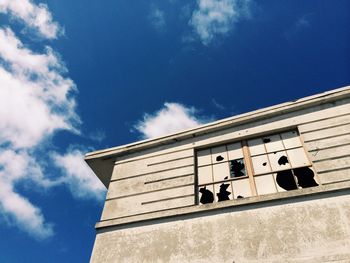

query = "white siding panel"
[
  {"left": 318, "top": 168, "right": 350, "bottom": 184},
  {"left": 309, "top": 144, "right": 350, "bottom": 162},
  {"left": 313, "top": 156, "right": 350, "bottom": 173},
  {"left": 298, "top": 114, "right": 350, "bottom": 133},
  {"left": 107, "top": 173, "right": 194, "bottom": 199},
  {"left": 116, "top": 149, "right": 193, "bottom": 165},
  {"left": 301, "top": 124, "right": 350, "bottom": 142},
  {"left": 101, "top": 186, "right": 194, "bottom": 220},
  {"left": 112, "top": 156, "right": 194, "bottom": 180},
  {"left": 304, "top": 134, "right": 350, "bottom": 151}
]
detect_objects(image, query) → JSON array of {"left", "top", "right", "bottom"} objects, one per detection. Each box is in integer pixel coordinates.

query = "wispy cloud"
[
  {"left": 0, "top": 0, "right": 62, "bottom": 39},
  {"left": 149, "top": 4, "right": 166, "bottom": 32},
  {"left": 189, "top": 0, "right": 252, "bottom": 45},
  {"left": 134, "top": 102, "right": 212, "bottom": 139},
  {"left": 52, "top": 149, "right": 105, "bottom": 201},
  {"left": 211, "top": 98, "right": 225, "bottom": 110},
  {"left": 0, "top": 150, "right": 54, "bottom": 240},
  {"left": 0, "top": 27, "right": 79, "bottom": 148},
  {"left": 87, "top": 130, "right": 106, "bottom": 143},
  {"left": 0, "top": 25, "right": 76, "bottom": 239},
  {"left": 284, "top": 14, "right": 313, "bottom": 40},
  {"left": 296, "top": 15, "right": 311, "bottom": 28},
  {"left": 0, "top": 0, "right": 103, "bottom": 239}
]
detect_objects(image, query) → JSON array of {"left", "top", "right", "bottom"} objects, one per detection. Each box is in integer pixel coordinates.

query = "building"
[{"left": 86, "top": 86, "right": 350, "bottom": 262}]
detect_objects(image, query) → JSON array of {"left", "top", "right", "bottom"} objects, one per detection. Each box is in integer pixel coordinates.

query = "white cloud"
[
  {"left": 0, "top": 183, "right": 54, "bottom": 240},
  {"left": 0, "top": 26, "right": 80, "bottom": 238},
  {"left": 52, "top": 149, "right": 105, "bottom": 201},
  {"left": 0, "top": 0, "right": 61, "bottom": 39},
  {"left": 0, "top": 27, "right": 79, "bottom": 148},
  {"left": 135, "top": 102, "right": 210, "bottom": 139},
  {"left": 0, "top": 1, "right": 100, "bottom": 240},
  {"left": 189, "top": 0, "right": 252, "bottom": 45},
  {"left": 0, "top": 150, "right": 54, "bottom": 239},
  {"left": 149, "top": 5, "right": 166, "bottom": 32}
]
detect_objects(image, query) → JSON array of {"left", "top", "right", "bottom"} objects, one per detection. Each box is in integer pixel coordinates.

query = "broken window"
[
  {"left": 197, "top": 130, "right": 319, "bottom": 205},
  {"left": 248, "top": 130, "right": 319, "bottom": 194},
  {"left": 197, "top": 142, "right": 250, "bottom": 204}
]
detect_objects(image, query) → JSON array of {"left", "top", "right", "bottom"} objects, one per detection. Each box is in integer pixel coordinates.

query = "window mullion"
[{"left": 242, "top": 140, "right": 257, "bottom": 196}]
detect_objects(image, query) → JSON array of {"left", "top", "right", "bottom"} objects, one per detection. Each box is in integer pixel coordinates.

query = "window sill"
[{"left": 95, "top": 180, "right": 350, "bottom": 230}]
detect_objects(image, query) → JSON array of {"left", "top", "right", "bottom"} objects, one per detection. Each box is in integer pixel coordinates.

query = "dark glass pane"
[{"left": 229, "top": 159, "right": 246, "bottom": 178}]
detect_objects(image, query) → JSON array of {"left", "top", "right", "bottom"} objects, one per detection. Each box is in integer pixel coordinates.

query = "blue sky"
[{"left": 0, "top": 0, "right": 349, "bottom": 262}]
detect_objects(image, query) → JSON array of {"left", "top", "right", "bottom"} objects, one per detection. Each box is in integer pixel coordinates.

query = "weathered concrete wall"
[{"left": 91, "top": 190, "right": 350, "bottom": 263}]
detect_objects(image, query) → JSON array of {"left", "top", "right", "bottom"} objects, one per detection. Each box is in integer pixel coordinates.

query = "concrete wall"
[
  {"left": 90, "top": 95, "right": 350, "bottom": 262},
  {"left": 91, "top": 189, "right": 350, "bottom": 263}
]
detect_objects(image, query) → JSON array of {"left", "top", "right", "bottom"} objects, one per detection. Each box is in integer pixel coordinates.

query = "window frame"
[{"left": 195, "top": 129, "right": 320, "bottom": 205}]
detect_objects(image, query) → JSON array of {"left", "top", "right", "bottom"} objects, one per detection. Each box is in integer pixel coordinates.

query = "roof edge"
[{"left": 85, "top": 85, "right": 350, "bottom": 161}]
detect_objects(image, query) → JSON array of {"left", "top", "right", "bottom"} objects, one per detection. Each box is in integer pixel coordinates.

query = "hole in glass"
[
  {"left": 199, "top": 186, "right": 214, "bottom": 204},
  {"left": 294, "top": 167, "right": 318, "bottom": 188},
  {"left": 276, "top": 170, "right": 298, "bottom": 190},
  {"left": 278, "top": 155, "right": 289, "bottom": 165},
  {"left": 217, "top": 183, "right": 231, "bottom": 201},
  {"left": 229, "top": 159, "right": 246, "bottom": 178},
  {"left": 216, "top": 155, "right": 224, "bottom": 162}
]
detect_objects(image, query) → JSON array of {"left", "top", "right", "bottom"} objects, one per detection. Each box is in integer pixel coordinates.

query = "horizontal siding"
[
  {"left": 112, "top": 150, "right": 194, "bottom": 180},
  {"left": 317, "top": 168, "right": 350, "bottom": 184},
  {"left": 312, "top": 156, "right": 350, "bottom": 173},
  {"left": 298, "top": 113, "right": 350, "bottom": 133},
  {"left": 197, "top": 100, "right": 350, "bottom": 148},
  {"left": 115, "top": 148, "right": 193, "bottom": 165},
  {"left": 299, "top": 112, "right": 350, "bottom": 185},
  {"left": 102, "top": 149, "right": 195, "bottom": 219},
  {"left": 301, "top": 123, "right": 350, "bottom": 142},
  {"left": 107, "top": 173, "right": 194, "bottom": 199},
  {"left": 101, "top": 186, "right": 195, "bottom": 220},
  {"left": 305, "top": 134, "right": 350, "bottom": 151},
  {"left": 309, "top": 144, "right": 350, "bottom": 162}
]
